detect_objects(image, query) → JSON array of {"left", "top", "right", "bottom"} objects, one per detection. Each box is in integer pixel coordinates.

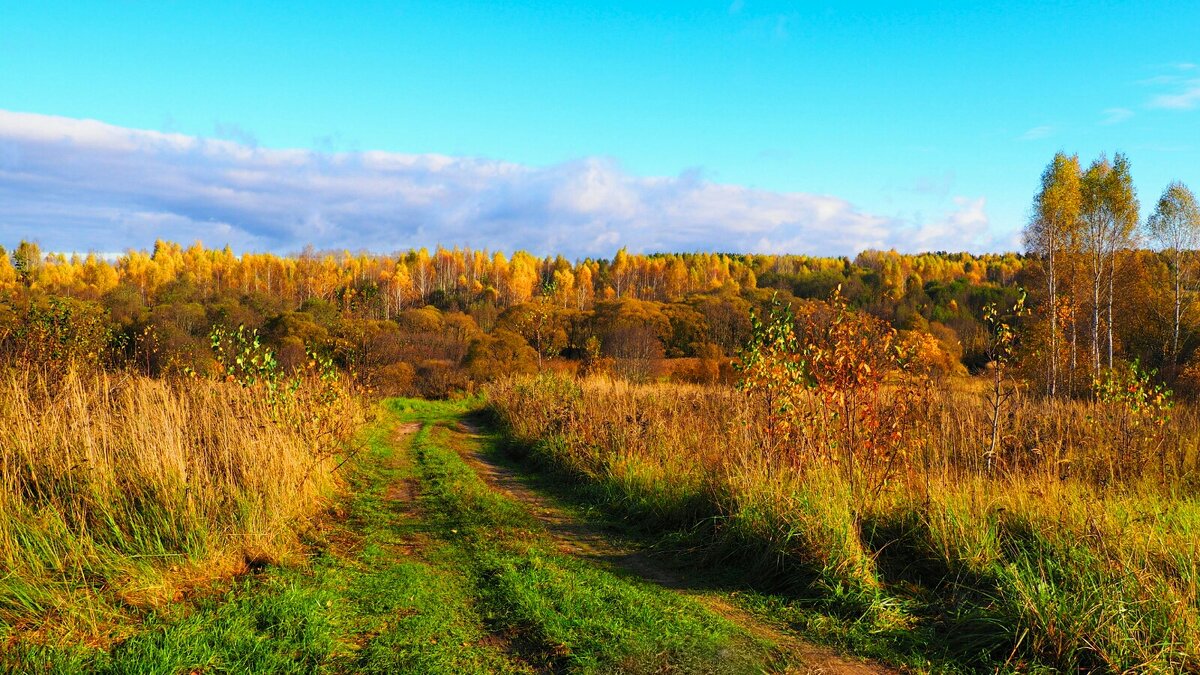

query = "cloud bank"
[{"left": 0, "top": 110, "right": 996, "bottom": 257}]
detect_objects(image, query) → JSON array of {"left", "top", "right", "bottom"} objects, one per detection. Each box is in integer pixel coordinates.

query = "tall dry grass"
[
  {"left": 487, "top": 374, "right": 1200, "bottom": 671},
  {"left": 0, "top": 368, "right": 360, "bottom": 640}
]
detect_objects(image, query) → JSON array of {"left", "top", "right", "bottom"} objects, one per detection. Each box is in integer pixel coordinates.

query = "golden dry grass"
[
  {"left": 0, "top": 368, "right": 361, "bottom": 642},
  {"left": 486, "top": 373, "right": 1200, "bottom": 671}
]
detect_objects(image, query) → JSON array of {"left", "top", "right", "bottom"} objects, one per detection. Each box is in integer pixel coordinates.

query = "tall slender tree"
[
  {"left": 1080, "top": 153, "right": 1138, "bottom": 374},
  {"left": 1024, "top": 153, "right": 1082, "bottom": 396},
  {"left": 1081, "top": 157, "right": 1112, "bottom": 375},
  {"left": 1104, "top": 154, "right": 1139, "bottom": 370},
  {"left": 1146, "top": 181, "right": 1200, "bottom": 368}
]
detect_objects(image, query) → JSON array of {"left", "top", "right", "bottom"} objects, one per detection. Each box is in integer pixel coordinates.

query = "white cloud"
[
  {"left": 0, "top": 110, "right": 1002, "bottom": 256},
  {"left": 1100, "top": 107, "right": 1134, "bottom": 125},
  {"left": 902, "top": 197, "right": 991, "bottom": 252},
  {"left": 1141, "top": 63, "right": 1200, "bottom": 110},
  {"left": 1148, "top": 79, "right": 1200, "bottom": 109},
  {"left": 1018, "top": 125, "right": 1054, "bottom": 141}
]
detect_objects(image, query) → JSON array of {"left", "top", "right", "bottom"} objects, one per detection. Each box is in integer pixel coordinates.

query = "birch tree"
[
  {"left": 1024, "top": 153, "right": 1081, "bottom": 396},
  {"left": 1146, "top": 181, "right": 1200, "bottom": 367},
  {"left": 1105, "top": 154, "right": 1139, "bottom": 371},
  {"left": 1081, "top": 157, "right": 1112, "bottom": 375},
  {"left": 1080, "top": 153, "right": 1138, "bottom": 373}
]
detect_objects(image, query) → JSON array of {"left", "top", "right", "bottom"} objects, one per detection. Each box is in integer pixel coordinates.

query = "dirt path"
[
  {"left": 377, "top": 420, "right": 428, "bottom": 559},
  {"left": 383, "top": 422, "right": 423, "bottom": 504},
  {"left": 452, "top": 420, "right": 894, "bottom": 675}
]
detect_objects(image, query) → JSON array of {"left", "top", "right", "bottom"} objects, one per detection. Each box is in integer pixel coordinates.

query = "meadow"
[
  {"left": 486, "top": 373, "right": 1200, "bottom": 671},
  {"left": 5, "top": 0, "right": 1200, "bottom": 664}
]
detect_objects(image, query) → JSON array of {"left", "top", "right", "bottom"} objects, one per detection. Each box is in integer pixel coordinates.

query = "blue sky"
[{"left": 2, "top": 1, "right": 1199, "bottom": 256}]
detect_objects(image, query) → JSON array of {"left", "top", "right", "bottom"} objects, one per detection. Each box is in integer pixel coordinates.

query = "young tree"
[
  {"left": 1105, "top": 154, "right": 1139, "bottom": 371},
  {"left": 0, "top": 247, "right": 16, "bottom": 291},
  {"left": 11, "top": 240, "right": 43, "bottom": 287},
  {"left": 983, "top": 293, "right": 1028, "bottom": 474},
  {"left": 1146, "top": 181, "right": 1200, "bottom": 368},
  {"left": 1080, "top": 153, "right": 1138, "bottom": 374},
  {"left": 1023, "top": 153, "right": 1081, "bottom": 396}
]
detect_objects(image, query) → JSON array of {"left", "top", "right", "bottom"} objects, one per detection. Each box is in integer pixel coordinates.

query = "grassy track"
[
  {"left": 3, "top": 398, "right": 859, "bottom": 674},
  {"left": 382, "top": 397, "right": 788, "bottom": 673}
]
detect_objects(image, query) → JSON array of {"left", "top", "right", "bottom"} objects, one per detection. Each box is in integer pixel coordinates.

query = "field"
[
  {"left": 10, "top": 0, "right": 1200, "bottom": 669},
  {"left": 6, "top": 366, "right": 1200, "bottom": 672},
  {"left": 487, "top": 374, "right": 1200, "bottom": 672},
  {"left": 3, "top": 390, "right": 894, "bottom": 673}
]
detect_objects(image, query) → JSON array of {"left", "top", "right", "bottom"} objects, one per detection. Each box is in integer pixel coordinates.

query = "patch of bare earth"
[
  {"left": 384, "top": 424, "right": 421, "bottom": 501},
  {"left": 379, "top": 421, "right": 428, "bottom": 557},
  {"left": 452, "top": 419, "right": 894, "bottom": 675}
]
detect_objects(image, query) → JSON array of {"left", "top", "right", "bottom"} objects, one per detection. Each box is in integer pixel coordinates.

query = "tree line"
[{"left": 0, "top": 240, "right": 1024, "bottom": 393}]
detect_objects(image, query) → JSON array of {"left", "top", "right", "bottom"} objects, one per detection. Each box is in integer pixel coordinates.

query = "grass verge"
[{"left": 485, "top": 374, "right": 1200, "bottom": 672}]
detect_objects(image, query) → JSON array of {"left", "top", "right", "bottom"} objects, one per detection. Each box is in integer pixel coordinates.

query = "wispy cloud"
[
  {"left": 213, "top": 121, "right": 259, "bottom": 148},
  {"left": 0, "top": 110, "right": 1002, "bottom": 256},
  {"left": 1100, "top": 107, "right": 1134, "bottom": 125},
  {"left": 1141, "top": 62, "right": 1200, "bottom": 110},
  {"left": 1019, "top": 125, "right": 1054, "bottom": 141},
  {"left": 1148, "top": 80, "right": 1200, "bottom": 109}
]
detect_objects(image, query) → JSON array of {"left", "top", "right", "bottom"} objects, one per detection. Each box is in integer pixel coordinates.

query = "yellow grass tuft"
[{"left": 0, "top": 368, "right": 360, "bottom": 642}]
